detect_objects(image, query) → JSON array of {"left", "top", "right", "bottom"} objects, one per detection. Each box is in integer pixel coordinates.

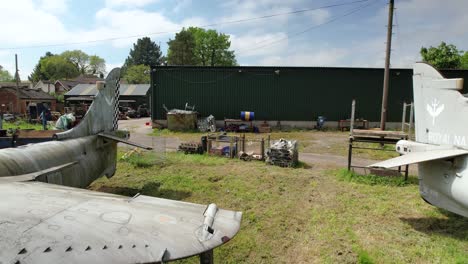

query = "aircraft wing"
[
  {"left": 369, "top": 149, "right": 468, "bottom": 168},
  {"left": 0, "top": 181, "right": 242, "bottom": 264}
]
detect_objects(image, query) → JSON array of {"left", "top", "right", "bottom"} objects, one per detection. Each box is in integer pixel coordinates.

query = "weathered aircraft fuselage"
[{"left": 0, "top": 135, "right": 116, "bottom": 188}]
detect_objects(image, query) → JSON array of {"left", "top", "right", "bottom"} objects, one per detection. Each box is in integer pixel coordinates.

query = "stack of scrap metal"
[
  {"left": 178, "top": 142, "right": 203, "bottom": 154},
  {"left": 197, "top": 115, "right": 216, "bottom": 132},
  {"left": 266, "top": 139, "right": 298, "bottom": 167}
]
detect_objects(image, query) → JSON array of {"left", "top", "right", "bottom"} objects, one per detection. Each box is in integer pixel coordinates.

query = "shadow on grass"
[
  {"left": 97, "top": 182, "right": 191, "bottom": 201},
  {"left": 400, "top": 214, "right": 468, "bottom": 241},
  {"left": 296, "top": 161, "right": 313, "bottom": 169},
  {"left": 336, "top": 168, "right": 418, "bottom": 186}
]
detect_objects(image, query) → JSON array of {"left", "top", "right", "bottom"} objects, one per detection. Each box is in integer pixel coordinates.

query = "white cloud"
[
  {"left": 37, "top": 0, "right": 69, "bottom": 14},
  {"left": 230, "top": 32, "right": 288, "bottom": 57},
  {"left": 259, "top": 47, "right": 347, "bottom": 66},
  {"left": 105, "top": 0, "right": 159, "bottom": 8}
]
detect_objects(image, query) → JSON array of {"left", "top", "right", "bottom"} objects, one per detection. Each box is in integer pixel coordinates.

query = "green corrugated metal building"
[{"left": 151, "top": 66, "right": 468, "bottom": 122}]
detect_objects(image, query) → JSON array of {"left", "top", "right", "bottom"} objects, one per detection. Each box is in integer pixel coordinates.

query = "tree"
[
  {"left": 61, "top": 50, "right": 90, "bottom": 74},
  {"left": 29, "top": 52, "right": 54, "bottom": 82},
  {"left": 420, "top": 42, "right": 463, "bottom": 69},
  {"left": 188, "top": 27, "right": 237, "bottom": 66},
  {"left": 29, "top": 50, "right": 106, "bottom": 82},
  {"left": 167, "top": 28, "right": 197, "bottom": 65},
  {"left": 167, "top": 27, "right": 237, "bottom": 66},
  {"left": 461, "top": 52, "right": 468, "bottom": 69},
  {"left": 0, "top": 65, "right": 14, "bottom": 82},
  {"left": 88, "top": 55, "right": 106, "bottom": 76},
  {"left": 123, "top": 64, "right": 150, "bottom": 84},
  {"left": 124, "top": 37, "right": 163, "bottom": 67},
  {"left": 40, "top": 55, "right": 80, "bottom": 81}
]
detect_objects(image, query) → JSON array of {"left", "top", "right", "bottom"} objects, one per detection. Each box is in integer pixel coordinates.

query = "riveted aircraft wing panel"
[
  {"left": 369, "top": 149, "right": 468, "bottom": 169},
  {"left": 0, "top": 181, "right": 242, "bottom": 264}
]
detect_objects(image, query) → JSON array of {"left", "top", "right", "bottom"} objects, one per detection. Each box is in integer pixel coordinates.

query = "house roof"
[
  {"left": 65, "top": 84, "right": 150, "bottom": 97},
  {"left": 73, "top": 75, "right": 105, "bottom": 84},
  {"left": 0, "top": 87, "right": 55, "bottom": 100},
  {"left": 55, "top": 80, "right": 81, "bottom": 90},
  {"left": 55, "top": 75, "right": 105, "bottom": 91}
]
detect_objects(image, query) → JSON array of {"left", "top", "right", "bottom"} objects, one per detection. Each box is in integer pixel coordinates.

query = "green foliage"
[
  {"left": 0, "top": 65, "right": 14, "bottom": 82},
  {"left": 189, "top": 27, "right": 237, "bottom": 66},
  {"left": 29, "top": 50, "right": 105, "bottom": 82},
  {"left": 461, "top": 52, "right": 468, "bottom": 69},
  {"left": 28, "top": 52, "right": 54, "bottom": 82},
  {"left": 167, "top": 28, "right": 197, "bottom": 65},
  {"left": 50, "top": 92, "right": 64, "bottom": 103},
  {"left": 61, "top": 50, "right": 90, "bottom": 74},
  {"left": 124, "top": 37, "right": 163, "bottom": 68},
  {"left": 2, "top": 119, "right": 52, "bottom": 130},
  {"left": 167, "top": 27, "right": 237, "bottom": 66},
  {"left": 88, "top": 55, "right": 106, "bottom": 76},
  {"left": 40, "top": 55, "right": 80, "bottom": 80},
  {"left": 420, "top": 42, "right": 463, "bottom": 69},
  {"left": 123, "top": 64, "right": 150, "bottom": 84}
]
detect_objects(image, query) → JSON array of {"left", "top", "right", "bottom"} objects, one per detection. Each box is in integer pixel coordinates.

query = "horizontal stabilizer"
[
  {"left": 369, "top": 149, "right": 468, "bottom": 168},
  {"left": 0, "top": 161, "right": 77, "bottom": 183},
  {"left": 98, "top": 133, "right": 153, "bottom": 150}
]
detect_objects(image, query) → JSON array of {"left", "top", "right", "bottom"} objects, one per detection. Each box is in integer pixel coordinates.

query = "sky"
[{"left": 1, "top": 0, "right": 468, "bottom": 80}]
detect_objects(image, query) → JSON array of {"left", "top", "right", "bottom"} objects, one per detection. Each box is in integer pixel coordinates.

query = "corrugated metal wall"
[{"left": 151, "top": 66, "right": 468, "bottom": 122}]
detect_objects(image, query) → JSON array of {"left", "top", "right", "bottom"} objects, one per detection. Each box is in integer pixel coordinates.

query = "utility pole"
[
  {"left": 15, "top": 54, "right": 20, "bottom": 115},
  {"left": 379, "top": 0, "right": 394, "bottom": 130}
]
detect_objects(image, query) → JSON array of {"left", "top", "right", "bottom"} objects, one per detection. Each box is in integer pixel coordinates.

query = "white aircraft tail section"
[
  {"left": 413, "top": 63, "right": 466, "bottom": 148},
  {"left": 55, "top": 68, "right": 121, "bottom": 140}
]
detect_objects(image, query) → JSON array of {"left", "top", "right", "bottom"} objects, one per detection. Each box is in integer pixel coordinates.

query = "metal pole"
[
  {"left": 401, "top": 102, "right": 407, "bottom": 132},
  {"left": 15, "top": 54, "right": 20, "bottom": 115},
  {"left": 379, "top": 0, "right": 395, "bottom": 130},
  {"left": 199, "top": 250, "right": 214, "bottom": 264},
  {"left": 350, "top": 99, "right": 356, "bottom": 136},
  {"left": 409, "top": 102, "right": 414, "bottom": 139}
]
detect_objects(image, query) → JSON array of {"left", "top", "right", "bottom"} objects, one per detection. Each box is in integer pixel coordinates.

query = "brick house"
[{"left": 0, "top": 85, "right": 56, "bottom": 115}]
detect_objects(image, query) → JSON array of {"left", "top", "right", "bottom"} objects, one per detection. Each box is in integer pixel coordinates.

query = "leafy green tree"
[
  {"left": 420, "top": 42, "right": 462, "bottom": 69},
  {"left": 0, "top": 65, "right": 14, "bottom": 82},
  {"left": 88, "top": 55, "right": 106, "bottom": 76},
  {"left": 167, "top": 28, "right": 197, "bottom": 65},
  {"left": 123, "top": 64, "right": 150, "bottom": 84},
  {"left": 40, "top": 55, "right": 80, "bottom": 81},
  {"left": 124, "top": 37, "right": 163, "bottom": 67},
  {"left": 29, "top": 52, "right": 54, "bottom": 82},
  {"left": 61, "top": 50, "right": 90, "bottom": 74},
  {"left": 461, "top": 52, "right": 468, "bottom": 69},
  {"left": 167, "top": 27, "right": 237, "bottom": 66},
  {"left": 188, "top": 27, "right": 237, "bottom": 66}
]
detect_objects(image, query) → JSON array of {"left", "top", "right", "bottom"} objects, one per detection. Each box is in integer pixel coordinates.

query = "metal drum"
[{"left": 240, "top": 111, "right": 254, "bottom": 121}]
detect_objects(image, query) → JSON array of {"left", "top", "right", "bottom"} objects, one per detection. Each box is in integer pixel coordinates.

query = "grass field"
[
  {"left": 89, "top": 150, "right": 468, "bottom": 264},
  {"left": 1, "top": 119, "right": 53, "bottom": 130}
]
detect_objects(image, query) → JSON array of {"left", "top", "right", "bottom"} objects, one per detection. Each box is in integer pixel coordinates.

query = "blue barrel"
[{"left": 240, "top": 111, "right": 255, "bottom": 121}]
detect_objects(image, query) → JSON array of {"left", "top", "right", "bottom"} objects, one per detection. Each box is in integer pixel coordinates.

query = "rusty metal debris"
[
  {"left": 198, "top": 115, "right": 216, "bottom": 132},
  {"left": 178, "top": 142, "right": 203, "bottom": 154}
]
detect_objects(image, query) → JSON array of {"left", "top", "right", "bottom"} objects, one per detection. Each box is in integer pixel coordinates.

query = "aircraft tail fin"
[
  {"left": 413, "top": 63, "right": 466, "bottom": 146},
  {"left": 55, "top": 68, "right": 121, "bottom": 140}
]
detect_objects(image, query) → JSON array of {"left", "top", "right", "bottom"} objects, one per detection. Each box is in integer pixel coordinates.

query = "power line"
[
  {"left": 0, "top": 0, "right": 371, "bottom": 50},
  {"left": 237, "top": 0, "right": 381, "bottom": 55}
]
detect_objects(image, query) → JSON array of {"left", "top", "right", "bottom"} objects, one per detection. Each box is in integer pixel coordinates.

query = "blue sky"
[{"left": 1, "top": 0, "right": 467, "bottom": 80}]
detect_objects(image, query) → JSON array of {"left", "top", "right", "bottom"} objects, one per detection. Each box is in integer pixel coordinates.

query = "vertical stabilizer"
[
  {"left": 55, "top": 68, "right": 121, "bottom": 140},
  {"left": 413, "top": 63, "right": 466, "bottom": 148}
]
